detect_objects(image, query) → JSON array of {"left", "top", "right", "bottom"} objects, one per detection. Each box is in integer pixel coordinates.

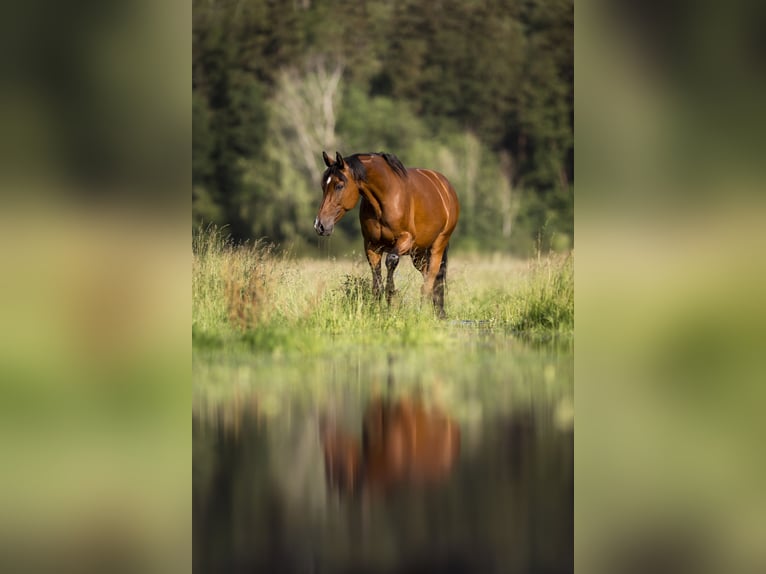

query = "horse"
[
  {"left": 314, "top": 151, "right": 460, "bottom": 318},
  {"left": 320, "top": 396, "right": 461, "bottom": 497}
]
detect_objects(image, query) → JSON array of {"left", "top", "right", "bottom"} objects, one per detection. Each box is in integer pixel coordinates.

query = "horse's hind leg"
[
  {"left": 433, "top": 244, "right": 449, "bottom": 316},
  {"left": 385, "top": 252, "right": 400, "bottom": 305},
  {"left": 422, "top": 241, "right": 449, "bottom": 319}
]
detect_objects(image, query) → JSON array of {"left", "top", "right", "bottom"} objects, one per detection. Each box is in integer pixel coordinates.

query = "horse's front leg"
[
  {"left": 392, "top": 232, "right": 415, "bottom": 258},
  {"left": 386, "top": 231, "right": 416, "bottom": 302},
  {"left": 365, "top": 245, "right": 383, "bottom": 299},
  {"left": 385, "top": 253, "right": 400, "bottom": 305}
]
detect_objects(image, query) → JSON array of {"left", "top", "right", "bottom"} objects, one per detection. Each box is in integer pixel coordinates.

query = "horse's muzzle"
[{"left": 314, "top": 217, "right": 333, "bottom": 236}]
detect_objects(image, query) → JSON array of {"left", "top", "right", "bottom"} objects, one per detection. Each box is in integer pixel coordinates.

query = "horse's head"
[{"left": 314, "top": 151, "right": 361, "bottom": 236}]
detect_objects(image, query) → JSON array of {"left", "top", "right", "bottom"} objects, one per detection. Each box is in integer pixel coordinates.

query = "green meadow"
[{"left": 192, "top": 227, "right": 573, "bottom": 356}]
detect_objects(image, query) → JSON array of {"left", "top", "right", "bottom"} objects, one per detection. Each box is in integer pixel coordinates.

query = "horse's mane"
[
  {"left": 376, "top": 152, "right": 408, "bottom": 179},
  {"left": 325, "top": 152, "right": 408, "bottom": 184}
]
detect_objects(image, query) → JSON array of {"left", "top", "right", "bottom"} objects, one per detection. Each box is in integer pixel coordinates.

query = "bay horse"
[
  {"left": 314, "top": 151, "right": 460, "bottom": 318},
  {"left": 320, "top": 396, "right": 461, "bottom": 497}
]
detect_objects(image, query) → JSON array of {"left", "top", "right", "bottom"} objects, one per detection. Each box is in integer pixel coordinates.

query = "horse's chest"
[
  {"left": 360, "top": 202, "right": 397, "bottom": 245},
  {"left": 363, "top": 219, "right": 395, "bottom": 244}
]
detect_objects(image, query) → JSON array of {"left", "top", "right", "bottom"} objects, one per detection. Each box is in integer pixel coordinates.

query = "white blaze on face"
[{"left": 325, "top": 176, "right": 332, "bottom": 188}]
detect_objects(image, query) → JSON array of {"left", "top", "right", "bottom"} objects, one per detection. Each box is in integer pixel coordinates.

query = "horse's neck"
[
  {"left": 358, "top": 162, "right": 395, "bottom": 219},
  {"left": 359, "top": 185, "right": 383, "bottom": 219}
]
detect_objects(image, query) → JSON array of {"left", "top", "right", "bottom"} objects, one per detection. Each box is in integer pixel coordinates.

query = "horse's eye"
[{"left": 335, "top": 183, "right": 345, "bottom": 192}]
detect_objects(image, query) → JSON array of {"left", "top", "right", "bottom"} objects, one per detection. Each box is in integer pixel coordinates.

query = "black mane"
[
  {"left": 377, "top": 152, "right": 408, "bottom": 179},
  {"left": 323, "top": 152, "right": 408, "bottom": 185}
]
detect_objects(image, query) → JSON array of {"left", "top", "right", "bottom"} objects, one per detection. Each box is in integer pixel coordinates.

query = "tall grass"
[
  {"left": 465, "top": 253, "right": 574, "bottom": 333},
  {"left": 192, "top": 228, "right": 573, "bottom": 354},
  {"left": 515, "top": 253, "right": 574, "bottom": 331}
]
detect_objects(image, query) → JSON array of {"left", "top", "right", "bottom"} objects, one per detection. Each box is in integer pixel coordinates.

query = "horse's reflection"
[{"left": 320, "top": 396, "right": 460, "bottom": 496}]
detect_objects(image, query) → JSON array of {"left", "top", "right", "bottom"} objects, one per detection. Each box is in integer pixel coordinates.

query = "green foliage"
[
  {"left": 192, "top": 0, "right": 573, "bottom": 255},
  {"left": 338, "top": 86, "right": 426, "bottom": 153},
  {"left": 192, "top": 91, "right": 214, "bottom": 186},
  {"left": 509, "top": 185, "right": 574, "bottom": 255}
]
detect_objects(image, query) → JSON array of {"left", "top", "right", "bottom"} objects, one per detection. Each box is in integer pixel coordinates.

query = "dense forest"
[{"left": 192, "top": 0, "right": 573, "bottom": 256}]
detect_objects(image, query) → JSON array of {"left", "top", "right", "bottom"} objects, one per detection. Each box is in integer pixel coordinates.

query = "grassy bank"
[{"left": 192, "top": 228, "right": 573, "bottom": 355}]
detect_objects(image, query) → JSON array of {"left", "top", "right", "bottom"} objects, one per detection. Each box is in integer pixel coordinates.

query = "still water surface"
[{"left": 193, "top": 333, "right": 573, "bottom": 574}]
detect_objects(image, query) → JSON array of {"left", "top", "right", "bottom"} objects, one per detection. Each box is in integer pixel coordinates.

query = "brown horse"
[
  {"left": 314, "top": 151, "right": 460, "bottom": 317},
  {"left": 320, "top": 396, "right": 461, "bottom": 497}
]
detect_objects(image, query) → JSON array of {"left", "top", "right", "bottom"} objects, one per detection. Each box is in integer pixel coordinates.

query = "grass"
[{"left": 192, "top": 227, "right": 573, "bottom": 355}]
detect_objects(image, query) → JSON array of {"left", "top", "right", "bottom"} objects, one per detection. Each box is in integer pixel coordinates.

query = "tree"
[
  {"left": 193, "top": 1, "right": 270, "bottom": 239},
  {"left": 270, "top": 59, "right": 345, "bottom": 180},
  {"left": 509, "top": 0, "right": 573, "bottom": 192}
]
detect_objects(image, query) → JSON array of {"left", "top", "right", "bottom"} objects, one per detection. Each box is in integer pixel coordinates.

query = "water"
[{"left": 193, "top": 333, "right": 573, "bottom": 573}]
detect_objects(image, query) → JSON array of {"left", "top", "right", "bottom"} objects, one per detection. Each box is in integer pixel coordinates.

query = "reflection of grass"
[
  {"left": 193, "top": 340, "right": 573, "bottom": 424},
  {"left": 193, "top": 228, "right": 573, "bottom": 353}
]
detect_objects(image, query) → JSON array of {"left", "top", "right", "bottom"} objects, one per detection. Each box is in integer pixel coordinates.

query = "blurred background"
[
  {"left": 192, "top": 0, "right": 574, "bottom": 256},
  {"left": 577, "top": 1, "right": 766, "bottom": 573},
  {"left": 0, "top": 1, "right": 190, "bottom": 573}
]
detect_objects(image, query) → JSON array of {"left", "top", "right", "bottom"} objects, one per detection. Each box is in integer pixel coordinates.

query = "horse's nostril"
[{"left": 314, "top": 218, "right": 334, "bottom": 236}]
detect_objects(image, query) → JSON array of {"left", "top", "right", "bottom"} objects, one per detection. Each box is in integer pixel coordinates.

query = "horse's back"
[
  {"left": 406, "top": 168, "right": 460, "bottom": 247},
  {"left": 406, "top": 168, "right": 460, "bottom": 238}
]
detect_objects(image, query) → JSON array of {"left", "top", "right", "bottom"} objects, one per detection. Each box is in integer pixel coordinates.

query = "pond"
[{"left": 193, "top": 331, "right": 573, "bottom": 574}]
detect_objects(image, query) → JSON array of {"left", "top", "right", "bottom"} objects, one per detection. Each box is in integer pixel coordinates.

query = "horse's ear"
[
  {"left": 322, "top": 151, "right": 333, "bottom": 167},
  {"left": 335, "top": 152, "right": 345, "bottom": 169}
]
